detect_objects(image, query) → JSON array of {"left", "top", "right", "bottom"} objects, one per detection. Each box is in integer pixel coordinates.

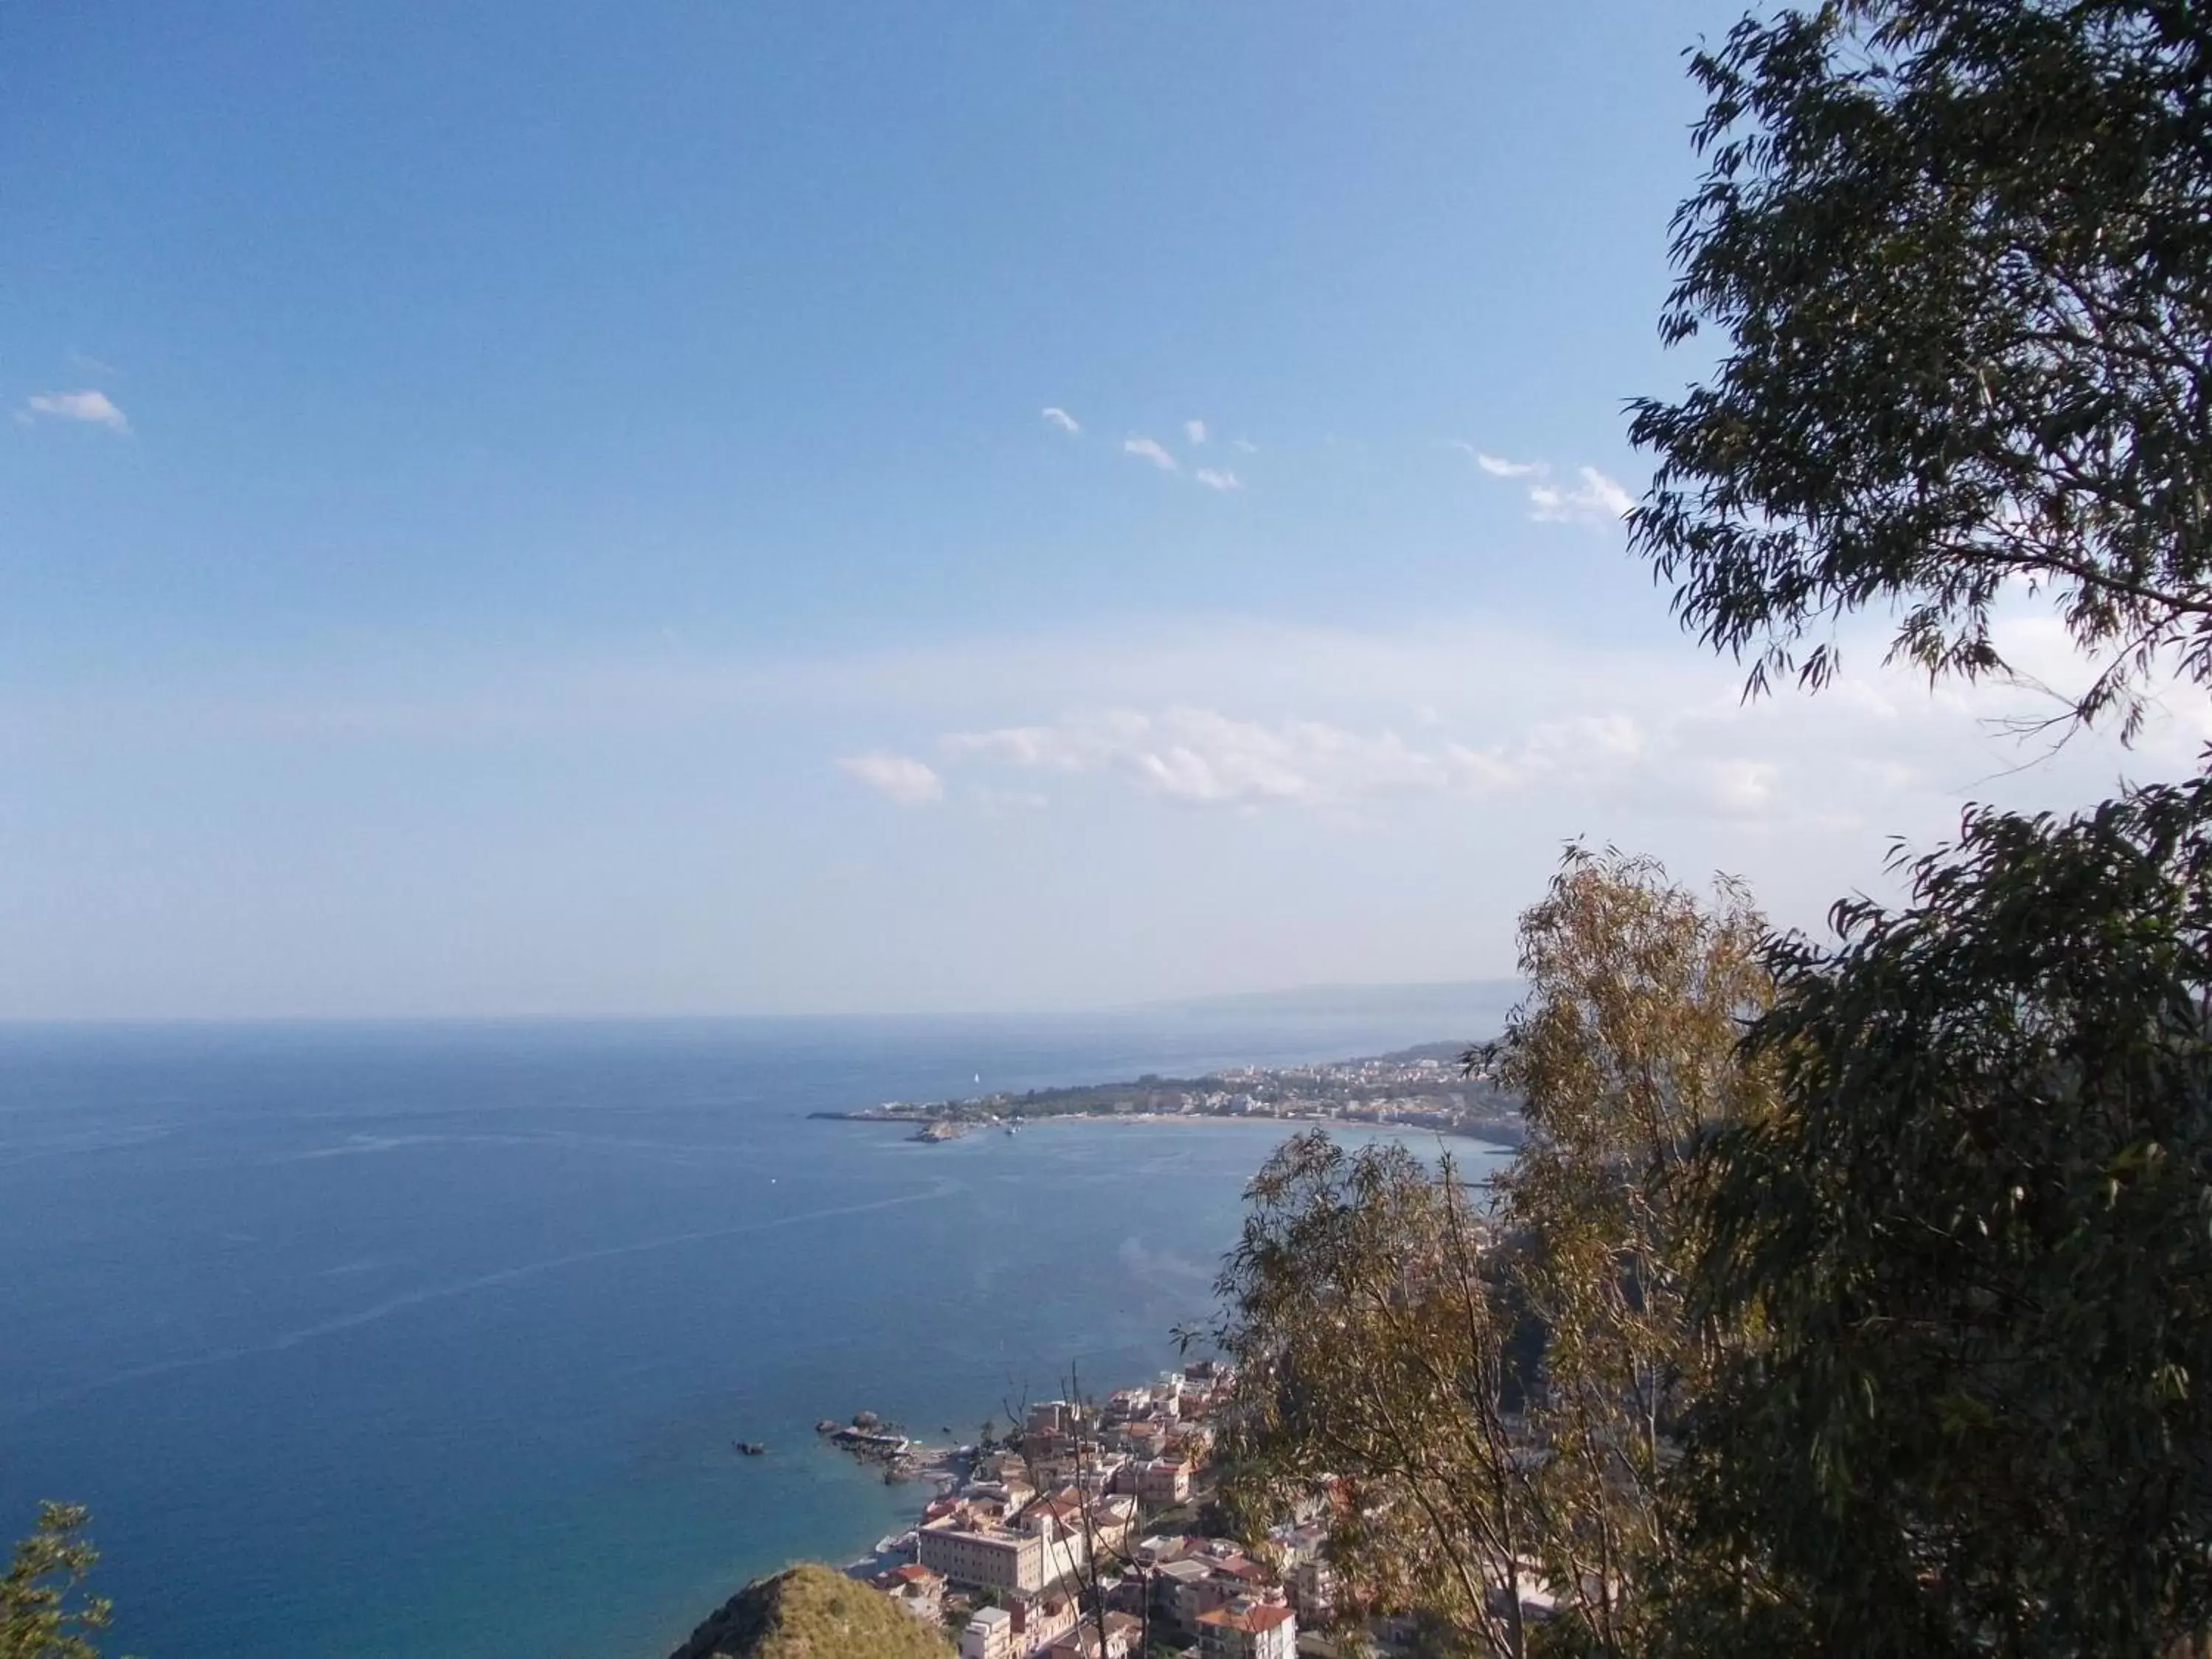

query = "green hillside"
[{"left": 666, "top": 1563, "right": 952, "bottom": 1659}]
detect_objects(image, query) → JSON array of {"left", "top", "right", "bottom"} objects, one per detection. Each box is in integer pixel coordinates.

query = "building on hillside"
[
  {"left": 1025, "top": 1487, "right": 1137, "bottom": 1556},
  {"left": 1094, "top": 1493, "right": 1139, "bottom": 1550},
  {"left": 1044, "top": 1612, "right": 1144, "bottom": 1659},
  {"left": 1139, "top": 1541, "right": 1294, "bottom": 1639},
  {"left": 1076, "top": 1452, "right": 1130, "bottom": 1494},
  {"left": 1288, "top": 1557, "right": 1335, "bottom": 1622},
  {"left": 1029, "top": 1400, "right": 1079, "bottom": 1436},
  {"left": 1151, "top": 1557, "right": 1222, "bottom": 1632},
  {"left": 1206, "top": 1553, "right": 1276, "bottom": 1594},
  {"left": 871, "top": 1562, "right": 945, "bottom": 1624},
  {"left": 1195, "top": 1597, "right": 1297, "bottom": 1659},
  {"left": 1134, "top": 1458, "right": 1190, "bottom": 1507},
  {"left": 961, "top": 1605, "right": 1015, "bottom": 1659},
  {"left": 1006, "top": 1588, "right": 1077, "bottom": 1658},
  {"left": 920, "top": 1509, "right": 1087, "bottom": 1596},
  {"left": 967, "top": 1478, "right": 1037, "bottom": 1513}
]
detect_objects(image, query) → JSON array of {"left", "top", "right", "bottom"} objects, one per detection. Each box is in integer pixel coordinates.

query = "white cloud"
[
  {"left": 27, "top": 602, "right": 2197, "bottom": 850},
  {"left": 837, "top": 752, "right": 944, "bottom": 806},
  {"left": 1231, "top": 438, "right": 1259, "bottom": 454},
  {"left": 862, "top": 601, "right": 2205, "bottom": 835},
  {"left": 1194, "top": 468, "right": 1242, "bottom": 493},
  {"left": 1460, "top": 445, "right": 1540, "bottom": 478},
  {"left": 1528, "top": 465, "right": 1633, "bottom": 524},
  {"left": 923, "top": 692, "right": 1821, "bottom": 824},
  {"left": 1184, "top": 419, "right": 1208, "bottom": 445},
  {"left": 24, "top": 389, "right": 129, "bottom": 433},
  {"left": 1123, "top": 435, "right": 1178, "bottom": 472},
  {"left": 946, "top": 708, "right": 1498, "bottom": 810},
  {"left": 1041, "top": 406, "right": 1081, "bottom": 435},
  {"left": 1461, "top": 447, "right": 1635, "bottom": 524}
]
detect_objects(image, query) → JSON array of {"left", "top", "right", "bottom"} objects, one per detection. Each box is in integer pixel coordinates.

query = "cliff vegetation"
[{"left": 666, "top": 1564, "right": 952, "bottom": 1659}]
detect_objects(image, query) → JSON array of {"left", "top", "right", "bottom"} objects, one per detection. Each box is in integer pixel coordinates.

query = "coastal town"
[
  {"left": 834, "top": 1361, "right": 1316, "bottom": 1659},
  {"left": 812, "top": 1041, "right": 1523, "bottom": 1149},
  {"left": 771, "top": 1043, "right": 1520, "bottom": 1657}
]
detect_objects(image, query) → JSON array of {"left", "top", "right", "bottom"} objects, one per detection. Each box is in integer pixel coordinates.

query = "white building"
[
  {"left": 961, "top": 1605, "right": 1015, "bottom": 1659},
  {"left": 1196, "top": 1597, "right": 1297, "bottom": 1659},
  {"left": 920, "top": 1510, "right": 1088, "bottom": 1596}
]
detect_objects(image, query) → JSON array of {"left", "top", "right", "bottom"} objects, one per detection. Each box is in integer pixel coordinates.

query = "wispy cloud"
[
  {"left": 1463, "top": 446, "right": 1632, "bottom": 524},
  {"left": 1194, "top": 468, "right": 1242, "bottom": 493},
  {"left": 945, "top": 709, "right": 1501, "bottom": 810},
  {"left": 1184, "top": 419, "right": 1208, "bottom": 445},
  {"left": 935, "top": 704, "right": 1767, "bottom": 818},
  {"left": 1528, "top": 465, "right": 1632, "bottom": 524},
  {"left": 921, "top": 678, "right": 1944, "bottom": 827},
  {"left": 1123, "top": 435, "right": 1179, "bottom": 473},
  {"left": 1231, "top": 438, "right": 1258, "bottom": 454},
  {"left": 837, "top": 752, "right": 944, "bottom": 806},
  {"left": 1457, "top": 445, "right": 1540, "bottom": 478},
  {"left": 23, "top": 389, "right": 129, "bottom": 433},
  {"left": 1040, "top": 406, "right": 1081, "bottom": 435}
]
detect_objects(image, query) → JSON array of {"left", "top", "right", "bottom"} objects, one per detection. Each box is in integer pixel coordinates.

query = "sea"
[{"left": 0, "top": 1010, "right": 1516, "bottom": 1659}]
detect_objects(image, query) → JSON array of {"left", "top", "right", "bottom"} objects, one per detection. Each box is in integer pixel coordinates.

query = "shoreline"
[
  {"left": 814, "top": 1106, "right": 1524, "bottom": 1150},
  {"left": 802, "top": 1035, "right": 1528, "bottom": 1150},
  {"left": 671, "top": 1043, "right": 1521, "bottom": 1652}
]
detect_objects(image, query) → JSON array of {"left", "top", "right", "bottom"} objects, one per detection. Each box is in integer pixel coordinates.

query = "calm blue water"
[{"left": 0, "top": 1014, "right": 1511, "bottom": 1659}]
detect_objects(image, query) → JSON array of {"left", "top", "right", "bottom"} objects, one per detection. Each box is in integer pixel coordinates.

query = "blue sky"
[{"left": 3, "top": 1, "right": 2197, "bottom": 1019}]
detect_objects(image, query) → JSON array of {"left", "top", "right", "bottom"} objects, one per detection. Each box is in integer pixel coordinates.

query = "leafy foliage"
[
  {"left": 1490, "top": 850, "right": 1773, "bottom": 1656},
  {"left": 667, "top": 1562, "right": 952, "bottom": 1659},
  {"left": 1215, "top": 1128, "right": 1535, "bottom": 1652},
  {"left": 0, "top": 1506, "right": 113, "bottom": 1659},
  {"left": 1213, "top": 852, "right": 1773, "bottom": 1658},
  {"left": 1655, "top": 781, "right": 2212, "bottom": 1658},
  {"left": 1629, "top": 0, "right": 2212, "bottom": 733}
]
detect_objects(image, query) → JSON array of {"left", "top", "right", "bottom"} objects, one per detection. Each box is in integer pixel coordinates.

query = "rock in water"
[{"left": 667, "top": 1562, "right": 952, "bottom": 1659}]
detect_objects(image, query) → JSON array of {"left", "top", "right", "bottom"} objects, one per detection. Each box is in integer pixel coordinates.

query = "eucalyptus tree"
[
  {"left": 1630, "top": 0, "right": 2212, "bottom": 736},
  {"left": 1214, "top": 851, "right": 1773, "bottom": 1659},
  {"left": 1653, "top": 782, "right": 2212, "bottom": 1658},
  {"left": 1490, "top": 849, "right": 1773, "bottom": 1657},
  {"left": 1215, "top": 1129, "right": 1537, "bottom": 1657},
  {"left": 1621, "top": 4, "right": 2212, "bottom": 1653},
  {"left": 1, "top": 1506, "right": 114, "bottom": 1659}
]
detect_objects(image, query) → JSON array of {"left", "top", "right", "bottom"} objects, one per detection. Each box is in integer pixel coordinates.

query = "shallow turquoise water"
[{"left": 0, "top": 1015, "right": 1510, "bottom": 1659}]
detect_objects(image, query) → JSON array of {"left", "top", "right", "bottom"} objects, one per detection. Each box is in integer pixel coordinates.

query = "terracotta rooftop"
[{"left": 1197, "top": 1601, "right": 1295, "bottom": 1632}]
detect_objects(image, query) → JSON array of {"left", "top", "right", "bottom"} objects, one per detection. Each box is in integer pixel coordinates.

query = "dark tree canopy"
[
  {"left": 1630, "top": 1, "right": 2212, "bottom": 734},
  {"left": 1655, "top": 779, "right": 2212, "bottom": 1658}
]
